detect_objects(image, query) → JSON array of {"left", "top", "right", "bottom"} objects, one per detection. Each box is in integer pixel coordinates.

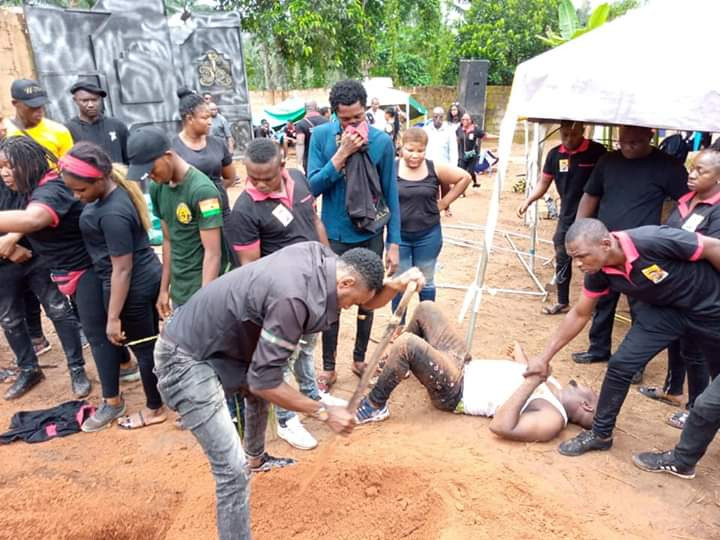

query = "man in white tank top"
[{"left": 356, "top": 302, "right": 598, "bottom": 442}]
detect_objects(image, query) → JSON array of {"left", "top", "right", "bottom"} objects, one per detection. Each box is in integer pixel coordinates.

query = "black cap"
[
  {"left": 127, "top": 127, "right": 171, "bottom": 180},
  {"left": 69, "top": 79, "right": 107, "bottom": 97},
  {"left": 11, "top": 79, "right": 48, "bottom": 108}
]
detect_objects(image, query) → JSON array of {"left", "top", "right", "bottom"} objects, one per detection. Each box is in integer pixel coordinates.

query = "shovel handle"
[{"left": 347, "top": 281, "right": 418, "bottom": 410}]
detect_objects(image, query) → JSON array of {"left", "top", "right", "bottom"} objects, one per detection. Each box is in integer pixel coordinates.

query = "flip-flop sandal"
[
  {"left": 541, "top": 304, "right": 570, "bottom": 315},
  {"left": 638, "top": 386, "right": 683, "bottom": 406},
  {"left": 117, "top": 410, "right": 167, "bottom": 430},
  {"left": 666, "top": 411, "right": 688, "bottom": 430},
  {"left": 317, "top": 372, "right": 337, "bottom": 393}
]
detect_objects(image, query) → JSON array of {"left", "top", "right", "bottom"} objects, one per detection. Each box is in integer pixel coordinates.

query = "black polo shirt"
[
  {"left": 295, "top": 113, "right": 328, "bottom": 171},
  {"left": 584, "top": 148, "right": 688, "bottom": 230},
  {"left": 583, "top": 225, "right": 720, "bottom": 318},
  {"left": 665, "top": 191, "right": 720, "bottom": 238},
  {"left": 79, "top": 187, "right": 161, "bottom": 290},
  {"left": 542, "top": 139, "right": 606, "bottom": 225},
  {"left": 27, "top": 174, "right": 91, "bottom": 272},
  {"left": 162, "top": 241, "right": 339, "bottom": 393},
  {"left": 226, "top": 169, "right": 318, "bottom": 258},
  {"left": 66, "top": 115, "right": 129, "bottom": 164}
]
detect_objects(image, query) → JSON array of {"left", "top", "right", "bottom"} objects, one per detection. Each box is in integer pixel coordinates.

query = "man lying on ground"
[{"left": 355, "top": 301, "right": 598, "bottom": 442}]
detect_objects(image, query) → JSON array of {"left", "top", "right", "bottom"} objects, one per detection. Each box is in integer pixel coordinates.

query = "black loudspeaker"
[{"left": 458, "top": 59, "right": 490, "bottom": 129}]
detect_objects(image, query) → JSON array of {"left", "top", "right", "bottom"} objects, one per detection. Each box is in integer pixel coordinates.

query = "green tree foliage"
[{"left": 456, "top": 0, "right": 560, "bottom": 85}]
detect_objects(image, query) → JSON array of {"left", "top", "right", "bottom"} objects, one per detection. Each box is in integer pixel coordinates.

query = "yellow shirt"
[{"left": 3, "top": 117, "right": 74, "bottom": 158}]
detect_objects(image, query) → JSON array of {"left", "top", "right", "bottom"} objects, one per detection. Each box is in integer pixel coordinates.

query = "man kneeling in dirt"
[{"left": 355, "top": 301, "right": 598, "bottom": 442}]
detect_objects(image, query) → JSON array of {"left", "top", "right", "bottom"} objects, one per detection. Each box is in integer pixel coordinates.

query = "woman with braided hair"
[
  {"left": 0, "top": 136, "right": 128, "bottom": 430},
  {"left": 62, "top": 141, "right": 166, "bottom": 429}
]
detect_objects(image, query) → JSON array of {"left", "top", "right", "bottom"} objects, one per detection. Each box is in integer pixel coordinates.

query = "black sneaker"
[
  {"left": 571, "top": 351, "right": 609, "bottom": 364},
  {"left": 70, "top": 367, "right": 91, "bottom": 398},
  {"left": 249, "top": 452, "right": 296, "bottom": 473},
  {"left": 558, "top": 430, "right": 613, "bottom": 456},
  {"left": 632, "top": 450, "right": 695, "bottom": 479},
  {"left": 4, "top": 368, "right": 44, "bottom": 400}
]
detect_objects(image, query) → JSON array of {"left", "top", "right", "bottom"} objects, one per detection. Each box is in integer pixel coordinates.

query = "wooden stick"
[{"left": 347, "top": 281, "right": 417, "bottom": 411}]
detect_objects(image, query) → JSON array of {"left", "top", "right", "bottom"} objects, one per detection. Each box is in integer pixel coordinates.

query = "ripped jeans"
[
  {"left": 369, "top": 301, "right": 470, "bottom": 411},
  {"left": 154, "top": 336, "right": 251, "bottom": 540},
  {"left": 0, "top": 260, "right": 83, "bottom": 373}
]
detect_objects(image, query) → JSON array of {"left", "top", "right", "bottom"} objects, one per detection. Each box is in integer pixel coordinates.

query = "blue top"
[{"left": 307, "top": 119, "right": 401, "bottom": 245}]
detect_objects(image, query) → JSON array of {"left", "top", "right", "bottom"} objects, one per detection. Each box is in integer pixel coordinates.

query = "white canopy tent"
[{"left": 461, "top": 0, "right": 720, "bottom": 346}]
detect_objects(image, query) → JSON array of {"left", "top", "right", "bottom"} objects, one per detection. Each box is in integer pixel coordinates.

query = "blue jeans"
[
  {"left": 276, "top": 333, "right": 320, "bottom": 425},
  {"left": 154, "top": 337, "right": 253, "bottom": 540},
  {"left": 391, "top": 223, "right": 442, "bottom": 312}
]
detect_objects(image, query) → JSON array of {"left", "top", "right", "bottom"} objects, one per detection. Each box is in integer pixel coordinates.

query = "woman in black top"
[
  {"left": 447, "top": 102, "right": 464, "bottom": 131},
  {"left": 391, "top": 127, "right": 470, "bottom": 312},
  {"left": 172, "top": 89, "right": 236, "bottom": 217},
  {"left": 0, "top": 167, "right": 85, "bottom": 400},
  {"left": 0, "top": 137, "right": 131, "bottom": 428},
  {"left": 383, "top": 107, "right": 400, "bottom": 150},
  {"left": 456, "top": 113, "right": 486, "bottom": 188},
  {"left": 62, "top": 142, "right": 166, "bottom": 430},
  {"left": 639, "top": 147, "right": 720, "bottom": 429}
]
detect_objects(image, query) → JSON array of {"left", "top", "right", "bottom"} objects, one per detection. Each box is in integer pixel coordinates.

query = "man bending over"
[{"left": 356, "top": 301, "right": 597, "bottom": 442}]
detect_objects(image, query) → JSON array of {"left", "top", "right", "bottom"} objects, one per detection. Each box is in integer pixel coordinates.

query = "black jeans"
[
  {"left": 102, "top": 279, "right": 163, "bottom": 409},
  {"left": 673, "top": 374, "right": 720, "bottom": 468},
  {"left": 73, "top": 268, "right": 127, "bottom": 398},
  {"left": 460, "top": 156, "right": 480, "bottom": 186},
  {"left": 587, "top": 291, "right": 636, "bottom": 358},
  {"left": 23, "top": 285, "right": 44, "bottom": 340},
  {"left": 593, "top": 303, "right": 720, "bottom": 438},
  {"left": 369, "top": 301, "right": 468, "bottom": 411},
  {"left": 553, "top": 221, "right": 572, "bottom": 306},
  {"left": 322, "top": 234, "right": 384, "bottom": 371},
  {"left": 664, "top": 338, "right": 710, "bottom": 407},
  {"left": 0, "top": 260, "right": 83, "bottom": 372}
]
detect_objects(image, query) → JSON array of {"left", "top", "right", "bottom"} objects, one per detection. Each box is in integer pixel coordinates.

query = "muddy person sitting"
[{"left": 356, "top": 302, "right": 598, "bottom": 442}]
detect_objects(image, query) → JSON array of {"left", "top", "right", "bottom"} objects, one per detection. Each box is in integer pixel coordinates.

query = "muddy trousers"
[
  {"left": 154, "top": 337, "right": 251, "bottom": 540},
  {"left": 592, "top": 303, "right": 720, "bottom": 439},
  {"left": 672, "top": 374, "right": 720, "bottom": 469},
  {"left": 369, "top": 301, "right": 469, "bottom": 411},
  {"left": 0, "top": 260, "right": 83, "bottom": 372}
]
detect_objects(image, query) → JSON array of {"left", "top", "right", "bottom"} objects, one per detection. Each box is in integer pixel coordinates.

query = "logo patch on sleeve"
[
  {"left": 641, "top": 264, "right": 669, "bottom": 284},
  {"left": 199, "top": 198, "right": 221, "bottom": 218}
]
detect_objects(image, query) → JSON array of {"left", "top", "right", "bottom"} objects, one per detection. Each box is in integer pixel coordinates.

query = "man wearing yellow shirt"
[{"left": 4, "top": 79, "right": 73, "bottom": 158}]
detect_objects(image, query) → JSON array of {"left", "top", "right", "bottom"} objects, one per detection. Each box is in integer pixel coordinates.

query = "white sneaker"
[
  {"left": 277, "top": 416, "right": 317, "bottom": 450},
  {"left": 319, "top": 391, "right": 348, "bottom": 408}
]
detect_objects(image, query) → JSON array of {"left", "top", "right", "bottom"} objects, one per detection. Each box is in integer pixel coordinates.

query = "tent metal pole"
[{"left": 504, "top": 234, "right": 547, "bottom": 296}]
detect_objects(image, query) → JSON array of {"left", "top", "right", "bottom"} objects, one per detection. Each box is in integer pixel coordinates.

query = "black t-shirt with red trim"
[
  {"left": 582, "top": 225, "right": 720, "bottom": 318},
  {"left": 27, "top": 174, "right": 91, "bottom": 272},
  {"left": 542, "top": 139, "right": 606, "bottom": 225},
  {"left": 583, "top": 148, "right": 688, "bottom": 230},
  {"left": 665, "top": 191, "right": 720, "bottom": 238},
  {"left": 226, "top": 169, "right": 319, "bottom": 259}
]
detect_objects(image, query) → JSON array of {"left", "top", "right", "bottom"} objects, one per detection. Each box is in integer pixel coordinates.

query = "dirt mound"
[{"left": 252, "top": 462, "right": 442, "bottom": 539}]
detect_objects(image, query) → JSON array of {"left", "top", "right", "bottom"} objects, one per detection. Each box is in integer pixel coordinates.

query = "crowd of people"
[{"left": 1, "top": 74, "right": 719, "bottom": 539}]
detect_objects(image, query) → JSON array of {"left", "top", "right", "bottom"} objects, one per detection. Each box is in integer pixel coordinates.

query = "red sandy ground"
[{"left": 0, "top": 147, "right": 718, "bottom": 539}]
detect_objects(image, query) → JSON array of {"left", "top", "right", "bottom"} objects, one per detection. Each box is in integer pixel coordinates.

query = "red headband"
[{"left": 58, "top": 154, "right": 104, "bottom": 179}]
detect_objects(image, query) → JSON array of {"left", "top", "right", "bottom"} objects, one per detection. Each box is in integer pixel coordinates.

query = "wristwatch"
[{"left": 312, "top": 405, "right": 329, "bottom": 422}]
